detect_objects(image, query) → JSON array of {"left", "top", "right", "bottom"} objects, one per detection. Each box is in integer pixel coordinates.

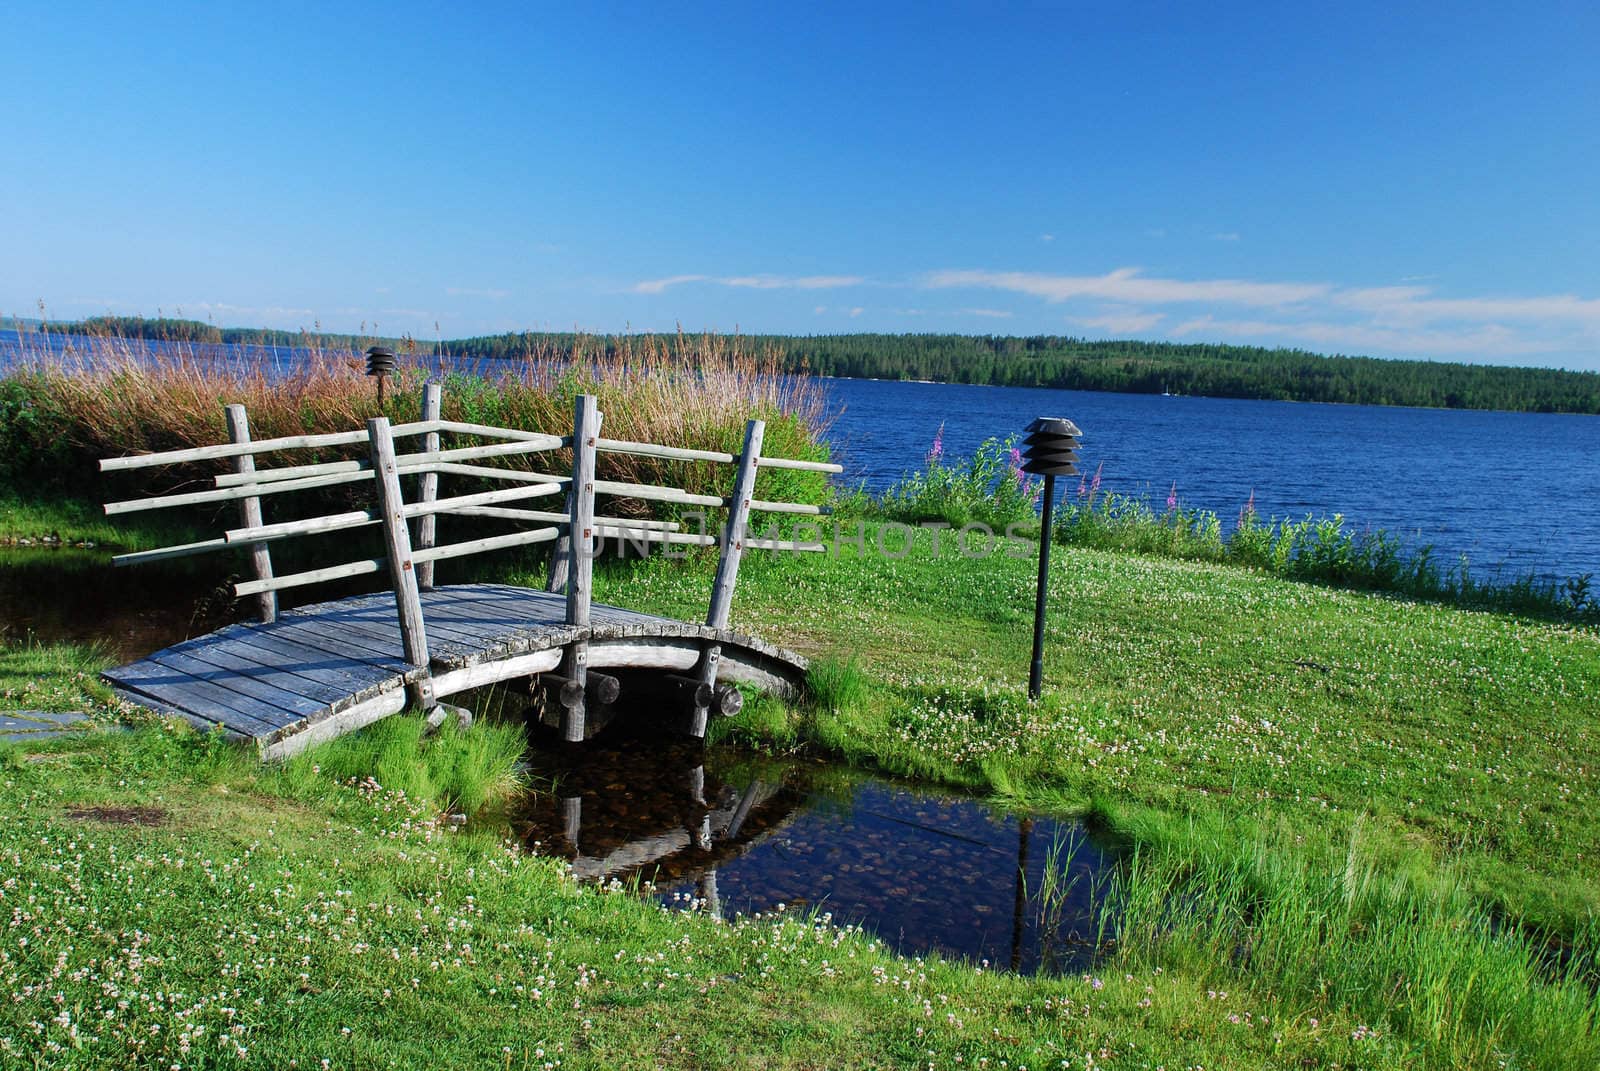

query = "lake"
[{"left": 819, "top": 378, "right": 1600, "bottom": 582}]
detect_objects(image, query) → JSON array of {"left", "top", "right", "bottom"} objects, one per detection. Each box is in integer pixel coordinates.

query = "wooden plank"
[
  {"left": 192, "top": 628, "right": 399, "bottom": 698},
  {"left": 273, "top": 616, "right": 409, "bottom": 663},
  {"left": 151, "top": 639, "right": 354, "bottom": 709},
  {"left": 226, "top": 404, "right": 278, "bottom": 623},
  {"left": 415, "top": 381, "right": 443, "bottom": 592},
  {"left": 103, "top": 662, "right": 296, "bottom": 737},
  {"left": 429, "top": 462, "right": 567, "bottom": 486},
  {"left": 141, "top": 647, "right": 326, "bottom": 720}
]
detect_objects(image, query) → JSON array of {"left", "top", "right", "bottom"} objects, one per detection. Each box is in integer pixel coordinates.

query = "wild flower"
[
  {"left": 928, "top": 423, "right": 945, "bottom": 466},
  {"left": 1166, "top": 482, "right": 1177, "bottom": 512}
]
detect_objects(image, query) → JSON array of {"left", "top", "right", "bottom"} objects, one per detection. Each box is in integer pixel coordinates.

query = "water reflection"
[{"left": 513, "top": 723, "right": 1117, "bottom": 974}]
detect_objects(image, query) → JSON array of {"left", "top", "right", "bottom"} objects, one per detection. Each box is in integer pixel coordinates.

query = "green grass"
[
  {"left": 0, "top": 494, "right": 206, "bottom": 549},
  {"left": 5, "top": 518, "right": 1600, "bottom": 1066},
  {"left": 1, "top": 721, "right": 1535, "bottom": 1070}
]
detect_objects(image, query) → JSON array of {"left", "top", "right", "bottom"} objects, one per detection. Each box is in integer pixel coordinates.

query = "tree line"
[{"left": 38, "top": 318, "right": 1600, "bottom": 414}]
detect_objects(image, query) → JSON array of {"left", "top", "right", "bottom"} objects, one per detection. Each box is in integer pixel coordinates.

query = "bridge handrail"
[{"left": 99, "top": 388, "right": 836, "bottom": 737}]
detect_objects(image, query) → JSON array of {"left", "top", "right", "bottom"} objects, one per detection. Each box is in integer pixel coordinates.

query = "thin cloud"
[
  {"left": 631, "top": 273, "right": 862, "bottom": 294},
  {"left": 959, "top": 308, "right": 1014, "bottom": 319},
  {"left": 1039, "top": 233, "right": 1055, "bottom": 243},
  {"left": 445, "top": 287, "right": 510, "bottom": 300},
  {"left": 926, "top": 268, "right": 1330, "bottom": 308},
  {"left": 1211, "top": 231, "right": 1241, "bottom": 242}
]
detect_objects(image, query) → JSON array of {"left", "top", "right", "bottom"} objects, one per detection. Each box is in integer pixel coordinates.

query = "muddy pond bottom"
[{"left": 512, "top": 722, "right": 1117, "bottom": 975}]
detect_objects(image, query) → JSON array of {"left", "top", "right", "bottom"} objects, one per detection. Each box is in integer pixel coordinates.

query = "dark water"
[
  {"left": 821, "top": 378, "right": 1600, "bottom": 581},
  {"left": 512, "top": 723, "right": 1115, "bottom": 974}
]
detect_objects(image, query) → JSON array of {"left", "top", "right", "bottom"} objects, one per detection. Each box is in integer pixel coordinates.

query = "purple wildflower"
[
  {"left": 1090, "top": 462, "right": 1103, "bottom": 494},
  {"left": 1239, "top": 489, "right": 1256, "bottom": 527},
  {"left": 927, "top": 424, "right": 944, "bottom": 467},
  {"left": 1166, "top": 482, "right": 1178, "bottom": 512}
]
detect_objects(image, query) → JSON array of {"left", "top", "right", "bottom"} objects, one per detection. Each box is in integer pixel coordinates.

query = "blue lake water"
[{"left": 819, "top": 378, "right": 1600, "bottom": 582}]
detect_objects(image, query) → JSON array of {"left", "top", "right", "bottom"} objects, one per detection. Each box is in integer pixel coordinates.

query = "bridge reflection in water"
[{"left": 512, "top": 724, "right": 1120, "bottom": 975}]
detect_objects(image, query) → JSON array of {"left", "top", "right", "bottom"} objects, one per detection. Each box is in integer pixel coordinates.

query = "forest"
[{"left": 32, "top": 317, "right": 1600, "bottom": 414}]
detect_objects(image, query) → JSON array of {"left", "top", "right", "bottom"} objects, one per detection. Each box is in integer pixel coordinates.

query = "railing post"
[
  {"left": 559, "top": 394, "right": 599, "bottom": 741},
  {"left": 225, "top": 404, "right": 277, "bottom": 623},
  {"left": 691, "top": 418, "right": 764, "bottom": 737},
  {"left": 415, "top": 380, "right": 443, "bottom": 592},
  {"left": 367, "top": 416, "right": 435, "bottom": 711}
]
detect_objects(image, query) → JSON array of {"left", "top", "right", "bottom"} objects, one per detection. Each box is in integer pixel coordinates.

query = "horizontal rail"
[
  {"left": 111, "top": 536, "right": 231, "bottom": 567},
  {"left": 597, "top": 438, "right": 734, "bottom": 465},
  {"left": 222, "top": 482, "right": 565, "bottom": 546},
  {"left": 749, "top": 499, "right": 829, "bottom": 516},
  {"left": 452, "top": 505, "right": 681, "bottom": 531},
  {"left": 412, "top": 526, "right": 563, "bottom": 564},
  {"left": 213, "top": 436, "right": 565, "bottom": 488},
  {"left": 756, "top": 456, "right": 844, "bottom": 474},
  {"left": 99, "top": 421, "right": 436, "bottom": 473},
  {"left": 235, "top": 557, "right": 383, "bottom": 597},
  {"left": 106, "top": 467, "right": 374, "bottom": 515},
  {"left": 745, "top": 538, "right": 827, "bottom": 552},
  {"left": 429, "top": 462, "right": 568, "bottom": 485}
]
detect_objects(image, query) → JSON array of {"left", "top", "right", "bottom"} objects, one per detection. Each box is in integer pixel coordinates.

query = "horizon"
[{"left": 6, "top": 3, "right": 1599, "bottom": 370}]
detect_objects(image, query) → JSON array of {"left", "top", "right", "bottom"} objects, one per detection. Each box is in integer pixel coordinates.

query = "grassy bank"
[{"left": 5, "top": 512, "right": 1600, "bottom": 1065}]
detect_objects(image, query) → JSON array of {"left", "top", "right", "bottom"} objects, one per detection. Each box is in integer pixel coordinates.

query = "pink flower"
[
  {"left": 927, "top": 424, "right": 944, "bottom": 466},
  {"left": 1166, "top": 482, "right": 1177, "bottom": 512},
  {"left": 1090, "top": 462, "right": 1103, "bottom": 493}
]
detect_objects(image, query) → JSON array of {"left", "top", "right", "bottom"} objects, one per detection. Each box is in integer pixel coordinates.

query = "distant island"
[{"left": 27, "top": 314, "right": 1600, "bottom": 415}]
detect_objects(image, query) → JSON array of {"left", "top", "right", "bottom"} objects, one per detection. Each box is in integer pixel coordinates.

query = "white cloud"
[
  {"left": 814, "top": 305, "right": 827, "bottom": 315},
  {"left": 926, "top": 267, "right": 1329, "bottom": 308},
  {"left": 959, "top": 307, "right": 1014, "bottom": 319},
  {"left": 632, "top": 273, "right": 863, "bottom": 294},
  {"left": 445, "top": 287, "right": 510, "bottom": 300},
  {"left": 1039, "top": 233, "right": 1055, "bottom": 243},
  {"left": 1211, "top": 231, "right": 1241, "bottom": 242},
  {"left": 848, "top": 307, "right": 865, "bottom": 317},
  {"left": 632, "top": 274, "right": 710, "bottom": 294}
]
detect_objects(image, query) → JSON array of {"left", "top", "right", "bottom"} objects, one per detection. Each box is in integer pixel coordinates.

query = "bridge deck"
[{"left": 103, "top": 584, "right": 807, "bottom": 760}]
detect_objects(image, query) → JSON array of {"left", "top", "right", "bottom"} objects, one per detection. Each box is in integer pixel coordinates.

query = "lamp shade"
[{"left": 1019, "top": 417, "right": 1082, "bottom": 476}]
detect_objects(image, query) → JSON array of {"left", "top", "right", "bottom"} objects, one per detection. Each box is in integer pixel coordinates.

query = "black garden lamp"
[
  {"left": 366, "top": 345, "right": 397, "bottom": 406},
  {"left": 1020, "top": 417, "right": 1082, "bottom": 699}
]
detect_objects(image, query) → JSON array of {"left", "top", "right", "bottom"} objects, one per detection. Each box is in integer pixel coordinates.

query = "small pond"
[{"left": 511, "top": 722, "right": 1119, "bottom": 975}]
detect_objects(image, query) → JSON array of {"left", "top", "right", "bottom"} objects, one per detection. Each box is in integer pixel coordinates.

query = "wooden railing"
[{"left": 100, "top": 390, "right": 840, "bottom": 739}]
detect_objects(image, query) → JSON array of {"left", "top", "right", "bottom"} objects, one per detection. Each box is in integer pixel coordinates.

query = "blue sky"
[{"left": 5, "top": 2, "right": 1599, "bottom": 368}]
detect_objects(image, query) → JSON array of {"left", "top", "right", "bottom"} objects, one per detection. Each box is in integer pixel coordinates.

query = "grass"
[
  {"left": 5, "top": 370, "right": 1600, "bottom": 1064},
  {"left": 1, "top": 717, "right": 1550, "bottom": 1070}
]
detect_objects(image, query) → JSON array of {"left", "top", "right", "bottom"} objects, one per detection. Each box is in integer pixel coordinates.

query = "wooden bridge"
[{"left": 97, "top": 388, "right": 838, "bottom": 760}]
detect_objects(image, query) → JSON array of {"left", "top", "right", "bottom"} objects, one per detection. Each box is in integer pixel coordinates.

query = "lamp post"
[
  {"left": 366, "top": 345, "right": 396, "bottom": 407},
  {"left": 1020, "top": 417, "right": 1082, "bottom": 700}
]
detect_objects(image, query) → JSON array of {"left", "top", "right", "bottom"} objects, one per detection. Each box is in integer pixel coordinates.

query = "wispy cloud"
[
  {"left": 1039, "top": 233, "right": 1055, "bottom": 243},
  {"left": 445, "top": 286, "right": 510, "bottom": 300},
  {"left": 926, "top": 266, "right": 1600, "bottom": 361},
  {"left": 927, "top": 267, "right": 1329, "bottom": 307},
  {"left": 1211, "top": 231, "right": 1241, "bottom": 242},
  {"left": 959, "top": 307, "right": 1014, "bottom": 319},
  {"left": 632, "top": 273, "right": 863, "bottom": 294}
]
